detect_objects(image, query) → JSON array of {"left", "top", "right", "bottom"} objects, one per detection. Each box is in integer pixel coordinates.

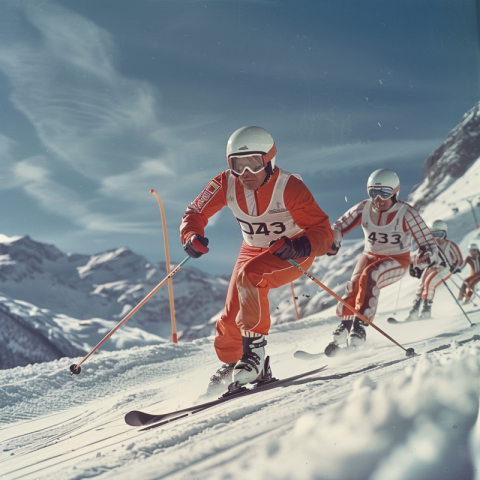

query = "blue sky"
[{"left": 0, "top": 0, "right": 479, "bottom": 274}]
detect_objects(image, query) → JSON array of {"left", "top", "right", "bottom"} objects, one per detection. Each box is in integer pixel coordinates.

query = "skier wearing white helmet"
[
  {"left": 180, "top": 126, "right": 333, "bottom": 394},
  {"left": 458, "top": 243, "right": 480, "bottom": 304},
  {"left": 325, "top": 168, "right": 439, "bottom": 355},
  {"left": 406, "top": 219, "right": 463, "bottom": 320}
]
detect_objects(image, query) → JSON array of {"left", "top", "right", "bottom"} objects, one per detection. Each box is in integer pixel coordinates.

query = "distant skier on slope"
[
  {"left": 458, "top": 243, "right": 480, "bottom": 304},
  {"left": 406, "top": 219, "right": 463, "bottom": 320},
  {"left": 325, "top": 169, "right": 438, "bottom": 355},
  {"left": 180, "top": 126, "right": 333, "bottom": 395}
]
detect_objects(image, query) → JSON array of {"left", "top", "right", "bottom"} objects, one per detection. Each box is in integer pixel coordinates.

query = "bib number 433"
[{"left": 368, "top": 232, "right": 401, "bottom": 244}]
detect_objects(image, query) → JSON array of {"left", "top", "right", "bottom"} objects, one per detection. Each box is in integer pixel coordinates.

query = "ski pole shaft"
[
  {"left": 456, "top": 273, "right": 480, "bottom": 301},
  {"left": 442, "top": 278, "right": 475, "bottom": 327},
  {"left": 436, "top": 251, "right": 475, "bottom": 326},
  {"left": 288, "top": 260, "right": 412, "bottom": 354},
  {"left": 70, "top": 256, "right": 190, "bottom": 375}
]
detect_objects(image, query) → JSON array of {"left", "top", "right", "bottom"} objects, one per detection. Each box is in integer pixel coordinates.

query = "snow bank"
[{"left": 219, "top": 344, "right": 480, "bottom": 480}]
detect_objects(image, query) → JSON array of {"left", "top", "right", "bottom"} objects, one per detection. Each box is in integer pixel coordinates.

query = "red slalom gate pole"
[
  {"left": 70, "top": 256, "right": 190, "bottom": 375},
  {"left": 291, "top": 282, "right": 300, "bottom": 321},
  {"left": 150, "top": 189, "right": 178, "bottom": 343},
  {"left": 288, "top": 260, "right": 415, "bottom": 357}
]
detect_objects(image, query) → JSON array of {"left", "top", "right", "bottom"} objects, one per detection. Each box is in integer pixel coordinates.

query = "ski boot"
[
  {"left": 347, "top": 317, "right": 366, "bottom": 347},
  {"left": 419, "top": 299, "right": 433, "bottom": 319},
  {"left": 325, "top": 320, "right": 352, "bottom": 357},
  {"left": 205, "top": 362, "right": 236, "bottom": 396},
  {"left": 405, "top": 295, "right": 422, "bottom": 322},
  {"left": 231, "top": 335, "right": 272, "bottom": 390}
]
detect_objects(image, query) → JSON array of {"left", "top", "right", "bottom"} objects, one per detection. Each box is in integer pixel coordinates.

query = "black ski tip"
[
  {"left": 70, "top": 364, "right": 81, "bottom": 375},
  {"left": 387, "top": 317, "right": 399, "bottom": 324},
  {"left": 324, "top": 343, "right": 341, "bottom": 358},
  {"left": 405, "top": 348, "right": 415, "bottom": 357}
]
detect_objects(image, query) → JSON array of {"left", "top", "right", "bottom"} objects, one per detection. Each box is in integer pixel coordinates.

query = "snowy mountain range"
[
  {"left": 1, "top": 101, "right": 480, "bottom": 371},
  {"left": 0, "top": 235, "right": 228, "bottom": 369}
]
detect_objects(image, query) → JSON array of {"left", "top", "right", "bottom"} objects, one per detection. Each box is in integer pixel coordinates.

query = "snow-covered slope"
[{"left": 0, "top": 235, "right": 228, "bottom": 369}]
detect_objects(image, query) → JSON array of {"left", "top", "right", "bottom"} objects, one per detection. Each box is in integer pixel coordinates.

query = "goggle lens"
[
  {"left": 432, "top": 230, "right": 446, "bottom": 239},
  {"left": 228, "top": 154, "right": 265, "bottom": 176},
  {"left": 368, "top": 187, "right": 393, "bottom": 200}
]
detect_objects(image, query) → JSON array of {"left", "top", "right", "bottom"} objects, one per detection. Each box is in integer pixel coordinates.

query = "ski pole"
[
  {"left": 288, "top": 260, "right": 415, "bottom": 357},
  {"left": 151, "top": 189, "right": 178, "bottom": 343},
  {"left": 441, "top": 277, "right": 476, "bottom": 327},
  {"left": 456, "top": 273, "right": 480, "bottom": 303},
  {"left": 436, "top": 250, "right": 475, "bottom": 327},
  {"left": 70, "top": 256, "right": 190, "bottom": 375},
  {"left": 450, "top": 276, "right": 477, "bottom": 306}
]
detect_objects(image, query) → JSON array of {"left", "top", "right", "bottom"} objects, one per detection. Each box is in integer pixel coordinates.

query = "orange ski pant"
[
  {"left": 214, "top": 241, "right": 314, "bottom": 363},
  {"left": 336, "top": 252, "right": 410, "bottom": 323}
]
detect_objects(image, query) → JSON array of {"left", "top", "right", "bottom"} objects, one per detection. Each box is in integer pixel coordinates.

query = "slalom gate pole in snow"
[
  {"left": 288, "top": 260, "right": 415, "bottom": 356},
  {"left": 393, "top": 275, "right": 403, "bottom": 315},
  {"left": 291, "top": 282, "right": 300, "bottom": 321},
  {"left": 151, "top": 189, "right": 178, "bottom": 343},
  {"left": 70, "top": 256, "right": 190, "bottom": 375}
]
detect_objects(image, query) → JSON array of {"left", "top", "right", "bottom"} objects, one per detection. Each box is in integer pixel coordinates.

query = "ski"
[
  {"left": 125, "top": 364, "right": 328, "bottom": 430},
  {"left": 293, "top": 350, "right": 323, "bottom": 360},
  {"left": 387, "top": 316, "right": 418, "bottom": 324}
]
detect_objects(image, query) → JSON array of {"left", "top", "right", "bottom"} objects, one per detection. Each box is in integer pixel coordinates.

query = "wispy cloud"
[{"left": 0, "top": 1, "right": 171, "bottom": 179}]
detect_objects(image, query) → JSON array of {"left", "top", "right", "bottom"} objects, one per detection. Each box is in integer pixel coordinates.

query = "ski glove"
[
  {"left": 415, "top": 246, "right": 436, "bottom": 269},
  {"left": 450, "top": 265, "right": 462, "bottom": 274},
  {"left": 409, "top": 263, "right": 422, "bottom": 279},
  {"left": 268, "top": 235, "right": 311, "bottom": 261},
  {"left": 183, "top": 234, "right": 209, "bottom": 259},
  {"left": 327, "top": 242, "right": 340, "bottom": 256}
]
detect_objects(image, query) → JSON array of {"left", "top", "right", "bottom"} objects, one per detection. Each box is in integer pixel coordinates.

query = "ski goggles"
[
  {"left": 432, "top": 230, "right": 446, "bottom": 239},
  {"left": 227, "top": 154, "right": 266, "bottom": 176},
  {"left": 368, "top": 187, "right": 394, "bottom": 200},
  {"left": 469, "top": 247, "right": 479, "bottom": 253}
]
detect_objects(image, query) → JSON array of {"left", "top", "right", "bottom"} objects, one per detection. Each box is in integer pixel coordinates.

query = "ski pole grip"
[
  {"left": 191, "top": 234, "right": 209, "bottom": 254},
  {"left": 268, "top": 237, "right": 287, "bottom": 255}
]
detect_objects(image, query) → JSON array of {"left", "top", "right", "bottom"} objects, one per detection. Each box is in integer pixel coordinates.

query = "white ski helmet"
[
  {"left": 468, "top": 243, "right": 479, "bottom": 251},
  {"left": 367, "top": 169, "right": 400, "bottom": 199},
  {"left": 226, "top": 126, "right": 277, "bottom": 171},
  {"left": 430, "top": 219, "right": 448, "bottom": 238}
]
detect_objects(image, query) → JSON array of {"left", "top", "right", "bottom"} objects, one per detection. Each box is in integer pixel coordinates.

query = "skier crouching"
[
  {"left": 406, "top": 220, "right": 463, "bottom": 320},
  {"left": 180, "top": 126, "right": 333, "bottom": 395},
  {"left": 457, "top": 243, "right": 479, "bottom": 304},
  {"left": 326, "top": 169, "right": 438, "bottom": 355}
]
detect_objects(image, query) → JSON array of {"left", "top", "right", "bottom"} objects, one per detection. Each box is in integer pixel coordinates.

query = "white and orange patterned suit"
[
  {"left": 180, "top": 168, "right": 333, "bottom": 363},
  {"left": 332, "top": 199, "right": 438, "bottom": 323},
  {"left": 417, "top": 239, "right": 463, "bottom": 301},
  {"left": 459, "top": 253, "right": 480, "bottom": 302}
]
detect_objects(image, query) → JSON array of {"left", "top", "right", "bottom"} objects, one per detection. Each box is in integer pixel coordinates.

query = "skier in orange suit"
[{"left": 180, "top": 126, "right": 333, "bottom": 394}]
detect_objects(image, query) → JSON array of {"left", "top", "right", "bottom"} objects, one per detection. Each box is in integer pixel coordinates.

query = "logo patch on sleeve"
[{"left": 193, "top": 179, "right": 221, "bottom": 212}]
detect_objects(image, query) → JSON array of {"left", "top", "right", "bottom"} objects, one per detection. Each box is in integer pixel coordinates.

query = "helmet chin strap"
[{"left": 261, "top": 162, "right": 274, "bottom": 186}]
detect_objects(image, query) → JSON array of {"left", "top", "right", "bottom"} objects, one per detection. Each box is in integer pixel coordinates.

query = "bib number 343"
[{"left": 236, "top": 218, "right": 286, "bottom": 236}]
